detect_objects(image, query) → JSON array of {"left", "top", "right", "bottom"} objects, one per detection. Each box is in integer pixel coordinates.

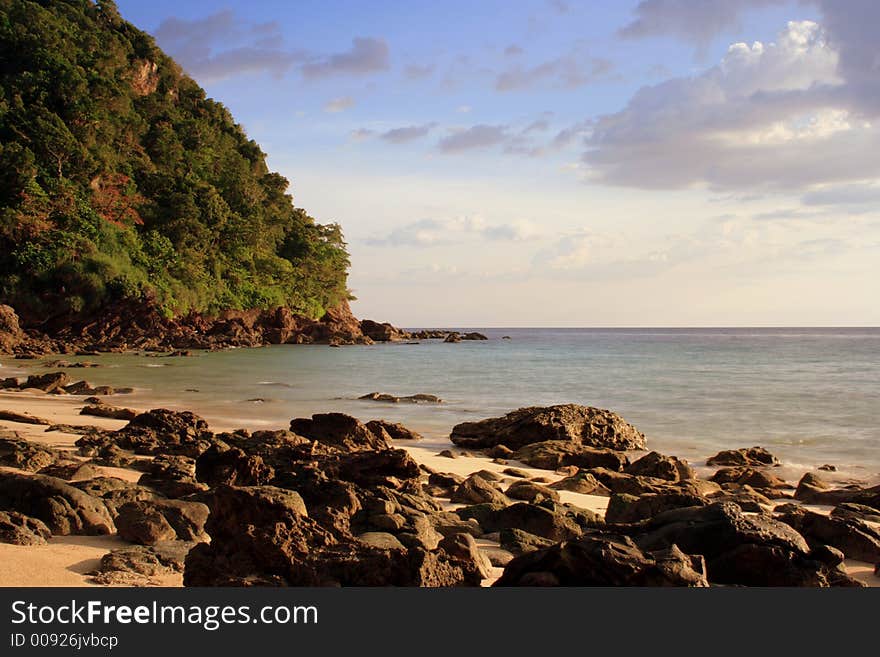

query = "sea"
[{"left": 2, "top": 327, "right": 878, "bottom": 482}]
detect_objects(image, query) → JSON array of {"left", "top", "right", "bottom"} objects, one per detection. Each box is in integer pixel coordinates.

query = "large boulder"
[
  {"left": 495, "top": 534, "right": 708, "bottom": 586},
  {"left": 90, "top": 541, "right": 194, "bottom": 586},
  {"left": 605, "top": 492, "right": 707, "bottom": 524},
  {"left": 22, "top": 371, "right": 70, "bottom": 393},
  {"left": 289, "top": 413, "right": 390, "bottom": 451},
  {"left": 794, "top": 472, "right": 880, "bottom": 507},
  {"left": 0, "top": 472, "right": 114, "bottom": 535},
  {"left": 550, "top": 470, "right": 612, "bottom": 496},
  {"left": 365, "top": 420, "right": 422, "bottom": 442},
  {"left": 513, "top": 440, "right": 629, "bottom": 471},
  {"left": 710, "top": 467, "right": 789, "bottom": 490},
  {"left": 451, "top": 404, "right": 646, "bottom": 451},
  {"left": 449, "top": 474, "right": 509, "bottom": 505},
  {"left": 635, "top": 502, "right": 857, "bottom": 586},
  {"left": 137, "top": 455, "right": 207, "bottom": 498},
  {"left": 457, "top": 501, "right": 595, "bottom": 541},
  {"left": 195, "top": 444, "right": 274, "bottom": 487},
  {"left": 110, "top": 409, "right": 214, "bottom": 457}
]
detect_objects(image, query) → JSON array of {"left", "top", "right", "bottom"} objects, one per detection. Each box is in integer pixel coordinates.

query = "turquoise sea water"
[{"left": 2, "top": 328, "right": 878, "bottom": 480}]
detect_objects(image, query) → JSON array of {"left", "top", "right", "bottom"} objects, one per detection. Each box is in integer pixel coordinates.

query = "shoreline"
[{"left": 0, "top": 385, "right": 878, "bottom": 587}]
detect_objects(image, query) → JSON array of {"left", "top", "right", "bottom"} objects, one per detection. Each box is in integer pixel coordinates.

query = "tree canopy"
[{"left": 0, "top": 0, "right": 351, "bottom": 322}]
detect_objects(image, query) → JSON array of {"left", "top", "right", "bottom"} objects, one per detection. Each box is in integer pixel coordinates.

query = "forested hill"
[{"left": 0, "top": 0, "right": 351, "bottom": 326}]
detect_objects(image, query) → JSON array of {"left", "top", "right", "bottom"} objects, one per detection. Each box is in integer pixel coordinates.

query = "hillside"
[{"left": 0, "top": 0, "right": 350, "bottom": 332}]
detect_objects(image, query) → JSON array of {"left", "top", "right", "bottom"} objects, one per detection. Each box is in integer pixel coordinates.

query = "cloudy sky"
[{"left": 117, "top": 0, "right": 880, "bottom": 327}]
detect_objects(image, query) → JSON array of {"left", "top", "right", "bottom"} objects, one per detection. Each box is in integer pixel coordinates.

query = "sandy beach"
[{"left": 0, "top": 384, "right": 877, "bottom": 588}]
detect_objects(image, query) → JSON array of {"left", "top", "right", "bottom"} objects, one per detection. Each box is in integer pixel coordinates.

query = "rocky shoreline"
[
  {"left": 0, "top": 302, "right": 487, "bottom": 357},
  {"left": 0, "top": 378, "right": 877, "bottom": 587}
]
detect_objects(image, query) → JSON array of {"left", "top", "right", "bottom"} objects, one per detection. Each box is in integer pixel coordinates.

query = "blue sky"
[{"left": 116, "top": 0, "right": 878, "bottom": 326}]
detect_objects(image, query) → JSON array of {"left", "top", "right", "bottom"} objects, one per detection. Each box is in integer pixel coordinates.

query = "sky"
[{"left": 116, "top": 0, "right": 880, "bottom": 327}]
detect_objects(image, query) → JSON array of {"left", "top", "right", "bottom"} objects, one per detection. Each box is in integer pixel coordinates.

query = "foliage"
[{"left": 0, "top": 0, "right": 351, "bottom": 320}]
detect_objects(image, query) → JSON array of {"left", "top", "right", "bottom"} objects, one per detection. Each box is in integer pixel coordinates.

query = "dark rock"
[
  {"left": 505, "top": 480, "right": 560, "bottom": 503},
  {"left": 495, "top": 534, "right": 708, "bottom": 587},
  {"left": 115, "top": 499, "right": 209, "bottom": 545},
  {"left": 450, "top": 474, "right": 509, "bottom": 505},
  {"left": 80, "top": 403, "right": 139, "bottom": 421},
  {"left": 72, "top": 477, "right": 157, "bottom": 517},
  {"left": 503, "top": 467, "right": 530, "bottom": 479},
  {"left": 366, "top": 419, "right": 422, "bottom": 441},
  {"left": 138, "top": 455, "right": 207, "bottom": 498},
  {"left": 636, "top": 502, "right": 855, "bottom": 586},
  {"left": 830, "top": 503, "right": 880, "bottom": 524},
  {"left": 457, "top": 502, "right": 590, "bottom": 542},
  {"left": 0, "top": 472, "right": 113, "bottom": 535},
  {"left": 0, "top": 510, "right": 52, "bottom": 545},
  {"left": 498, "top": 527, "right": 553, "bottom": 556},
  {"left": 488, "top": 445, "right": 515, "bottom": 459},
  {"left": 437, "top": 450, "right": 457, "bottom": 459},
  {"left": 583, "top": 468, "right": 671, "bottom": 496},
  {"left": 443, "top": 333, "right": 462, "bottom": 343},
  {"left": 451, "top": 404, "right": 646, "bottom": 451},
  {"left": 706, "top": 446, "right": 779, "bottom": 467},
  {"left": 605, "top": 492, "right": 708, "bottom": 523},
  {"left": 777, "top": 508, "right": 880, "bottom": 563},
  {"left": 513, "top": 440, "right": 629, "bottom": 471},
  {"left": 90, "top": 541, "right": 194, "bottom": 586},
  {"left": 359, "top": 392, "right": 442, "bottom": 404},
  {"left": 427, "top": 471, "right": 464, "bottom": 492},
  {"left": 357, "top": 532, "right": 406, "bottom": 550},
  {"left": 818, "top": 464, "right": 837, "bottom": 472},
  {"left": 38, "top": 461, "right": 103, "bottom": 481},
  {"left": 290, "top": 413, "right": 390, "bottom": 451},
  {"left": 195, "top": 444, "right": 274, "bottom": 487},
  {"left": 439, "top": 532, "right": 493, "bottom": 578},
  {"left": 709, "top": 485, "right": 773, "bottom": 512},
  {"left": 794, "top": 472, "right": 880, "bottom": 507},
  {"left": 22, "top": 371, "right": 70, "bottom": 393},
  {"left": 0, "top": 304, "right": 23, "bottom": 352},
  {"left": 625, "top": 451, "right": 695, "bottom": 482},
  {"left": 550, "top": 470, "right": 612, "bottom": 496},
  {"left": 109, "top": 409, "right": 214, "bottom": 457},
  {"left": 0, "top": 435, "right": 61, "bottom": 471},
  {"left": 710, "top": 467, "right": 789, "bottom": 489}
]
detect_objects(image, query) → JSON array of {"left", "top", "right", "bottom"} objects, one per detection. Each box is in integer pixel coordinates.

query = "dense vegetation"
[{"left": 0, "top": 0, "right": 351, "bottom": 323}]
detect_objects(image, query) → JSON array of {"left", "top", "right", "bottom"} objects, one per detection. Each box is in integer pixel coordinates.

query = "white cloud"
[
  {"left": 324, "top": 96, "right": 355, "bottom": 113},
  {"left": 366, "top": 216, "right": 544, "bottom": 247}
]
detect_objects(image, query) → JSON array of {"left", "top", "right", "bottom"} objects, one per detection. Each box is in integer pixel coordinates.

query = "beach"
[{"left": 0, "top": 364, "right": 877, "bottom": 588}]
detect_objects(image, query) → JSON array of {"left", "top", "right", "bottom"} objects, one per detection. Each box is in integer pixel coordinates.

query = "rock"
[
  {"left": 72, "top": 477, "right": 157, "bottom": 516},
  {"left": 495, "top": 535, "right": 708, "bottom": 587},
  {"left": 38, "top": 461, "right": 103, "bottom": 481},
  {"left": 709, "top": 485, "right": 773, "bottom": 512},
  {"left": 90, "top": 541, "right": 194, "bottom": 586},
  {"left": 818, "top": 464, "right": 837, "bottom": 472},
  {"left": 366, "top": 419, "right": 422, "bottom": 441},
  {"left": 503, "top": 468, "right": 530, "bottom": 479},
  {"left": 450, "top": 474, "right": 509, "bottom": 505},
  {"left": 437, "top": 450, "right": 456, "bottom": 459},
  {"left": 359, "top": 392, "right": 443, "bottom": 404},
  {"left": 830, "top": 503, "right": 880, "bottom": 524},
  {"left": 0, "top": 304, "right": 23, "bottom": 352},
  {"left": 289, "top": 413, "right": 390, "bottom": 451},
  {"left": 110, "top": 409, "right": 214, "bottom": 457},
  {"left": 457, "top": 502, "right": 589, "bottom": 542},
  {"left": 625, "top": 451, "right": 695, "bottom": 482},
  {"left": 443, "top": 333, "right": 462, "bottom": 343},
  {"left": 357, "top": 532, "right": 406, "bottom": 550},
  {"left": 427, "top": 472, "right": 464, "bottom": 494},
  {"left": 80, "top": 404, "right": 139, "bottom": 421},
  {"left": 184, "top": 485, "right": 477, "bottom": 586},
  {"left": 461, "top": 332, "right": 488, "bottom": 340},
  {"left": 0, "top": 510, "right": 52, "bottom": 545},
  {"left": 513, "top": 440, "right": 629, "bottom": 471},
  {"left": 550, "top": 471, "right": 612, "bottom": 496},
  {"left": 636, "top": 502, "right": 855, "bottom": 586},
  {"left": 505, "top": 480, "right": 560, "bottom": 503},
  {"left": 488, "top": 445, "right": 515, "bottom": 459},
  {"left": 0, "top": 472, "right": 113, "bottom": 535},
  {"left": 195, "top": 444, "right": 274, "bottom": 487},
  {"left": 0, "top": 410, "right": 51, "bottom": 425},
  {"left": 710, "top": 467, "right": 789, "bottom": 489},
  {"left": 22, "top": 372, "right": 70, "bottom": 393},
  {"left": 359, "top": 320, "right": 409, "bottom": 342},
  {"left": 794, "top": 472, "right": 880, "bottom": 507},
  {"left": 429, "top": 513, "right": 483, "bottom": 538},
  {"left": 472, "top": 469, "right": 503, "bottom": 482},
  {"left": 605, "top": 492, "right": 707, "bottom": 524},
  {"left": 0, "top": 435, "right": 61, "bottom": 471},
  {"left": 439, "top": 532, "right": 493, "bottom": 579},
  {"left": 499, "top": 527, "right": 554, "bottom": 556},
  {"left": 138, "top": 455, "right": 206, "bottom": 498},
  {"left": 451, "top": 404, "right": 646, "bottom": 451},
  {"left": 706, "top": 446, "right": 779, "bottom": 467},
  {"left": 115, "top": 499, "right": 209, "bottom": 545},
  {"left": 583, "top": 468, "right": 671, "bottom": 496},
  {"left": 0, "top": 377, "right": 20, "bottom": 389},
  {"left": 777, "top": 508, "right": 880, "bottom": 563}
]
